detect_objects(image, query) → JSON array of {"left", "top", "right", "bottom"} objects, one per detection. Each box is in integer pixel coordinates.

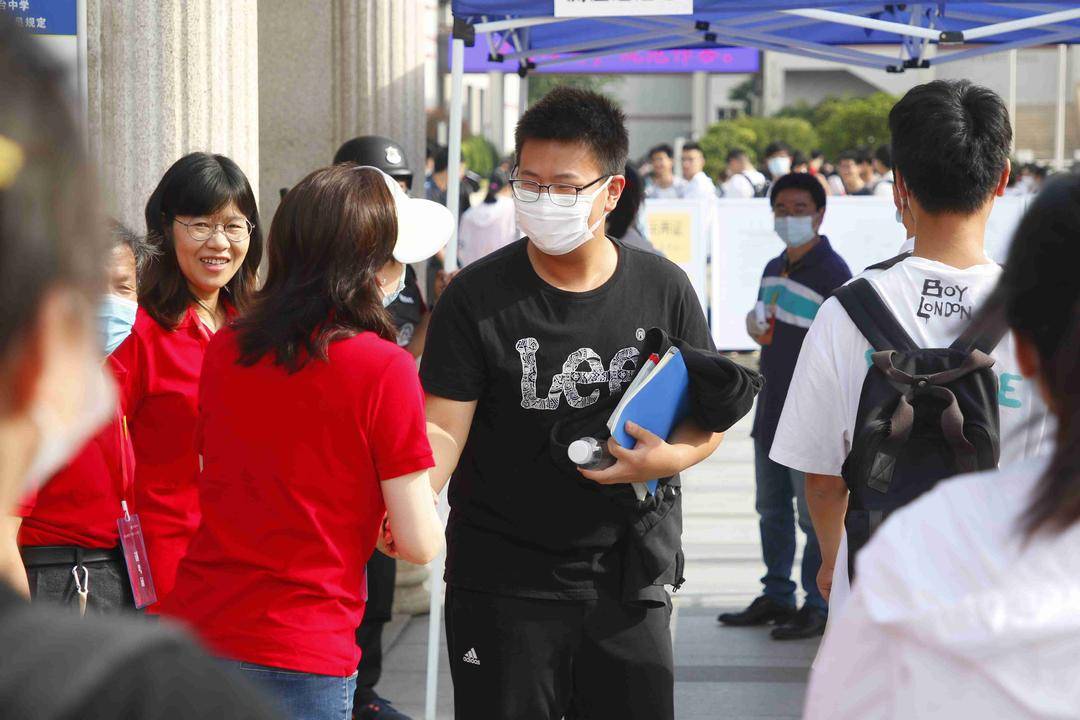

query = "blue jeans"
[
  {"left": 234, "top": 662, "right": 357, "bottom": 720},
  {"left": 754, "top": 438, "right": 826, "bottom": 613}
]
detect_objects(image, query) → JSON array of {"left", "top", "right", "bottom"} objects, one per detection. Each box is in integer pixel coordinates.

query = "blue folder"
[{"left": 610, "top": 348, "right": 692, "bottom": 496}]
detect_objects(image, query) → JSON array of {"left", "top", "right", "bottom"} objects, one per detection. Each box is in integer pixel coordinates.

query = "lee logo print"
[
  {"left": 516, "top": 337, "right": 640, "bottom": 411},
  {"left": 916, "top": 279, "right": 972, "bottom": 323}
]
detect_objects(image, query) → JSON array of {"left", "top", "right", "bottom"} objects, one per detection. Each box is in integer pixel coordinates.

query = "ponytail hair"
[{"left": 998, "top": 174, "right": 1080, "bottom": 536}]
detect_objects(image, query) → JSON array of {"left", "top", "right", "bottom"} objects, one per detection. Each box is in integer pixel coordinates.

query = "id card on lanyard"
[{"left": 116, "top": 414, "right": 157, "bottom": 608}]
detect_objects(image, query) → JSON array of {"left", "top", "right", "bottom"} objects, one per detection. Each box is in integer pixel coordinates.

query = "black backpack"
[
  {"left": 834, "top": 272, "right": 1006, "bottom": 578},
  {"left": 740, "top": 172, "right": 770, "bottom": 198}
]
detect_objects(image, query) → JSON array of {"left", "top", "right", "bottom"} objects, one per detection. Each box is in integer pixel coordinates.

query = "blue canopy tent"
[{"left": 423, "top": 2, "right": 1080, "bottom": 716}]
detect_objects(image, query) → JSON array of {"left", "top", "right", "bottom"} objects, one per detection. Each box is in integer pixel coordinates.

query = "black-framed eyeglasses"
[
  {"left": 509, "top": 174, "right": 610, "bottom": 208},
  {"left": 174, "top": 217, "right": 254, "bottom": 244}
]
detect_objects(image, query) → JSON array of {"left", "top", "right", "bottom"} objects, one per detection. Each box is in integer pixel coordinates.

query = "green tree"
[
  {"left": 526, "top": 74, "right": 623, "bottom": 105},
  {"left": 728, "top": 77, "right": 758, "bottom": 116},
  {"left": 461, "top": 135, "right": 498, "bottom": 178},
  {"left": 812, "top": 92, "right": 896, "bottom": 158}
]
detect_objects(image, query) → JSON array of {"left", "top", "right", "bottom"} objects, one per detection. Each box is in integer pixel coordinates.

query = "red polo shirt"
[
  {"left": 159, "top": 327, "right": 433, "bottom": 676},
  {"left": 108, "top": 306, "right": 216, "bottom": 611},
  {"left": 17, "top": 412, "right": 131, "bottom": 549}
]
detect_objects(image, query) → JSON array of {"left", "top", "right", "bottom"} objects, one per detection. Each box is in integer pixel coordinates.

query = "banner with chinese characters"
[
  {"left": 461, "top": 37, "right": 758, "bottom": 74},
  {"left": 555, "top": 0, "right": 693, "bottom": 18},
  {"left": 641, "top": 198, "right": 710, "bottom": 315},
  {"left": 1, "top": 0, "right": 84, "bottom": 122}
]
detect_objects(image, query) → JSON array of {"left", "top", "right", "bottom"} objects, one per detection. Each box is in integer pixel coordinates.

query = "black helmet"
[{"left": 333, "top": 135, "right": 413, "bottom": 186}]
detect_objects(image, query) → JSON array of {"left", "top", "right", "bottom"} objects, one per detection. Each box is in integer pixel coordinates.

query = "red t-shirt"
[
  {"left": 17, "top": 412, "right": 131, "bottom": 549},
  {"left": 159, "top": 327, "right": 434, "bottom": 677},
  {"left": 108, "top": 306, "right": 215, "bottom": 611}
]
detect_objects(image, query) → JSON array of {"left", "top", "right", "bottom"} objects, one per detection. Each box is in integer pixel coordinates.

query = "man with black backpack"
[{"left": 769, "top": 80, "right": 1052, "bottom": 614}]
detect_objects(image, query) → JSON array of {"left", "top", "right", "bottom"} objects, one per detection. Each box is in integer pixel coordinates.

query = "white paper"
[{"left": 555, "top": 0, "right": 694, "bottom": 19}]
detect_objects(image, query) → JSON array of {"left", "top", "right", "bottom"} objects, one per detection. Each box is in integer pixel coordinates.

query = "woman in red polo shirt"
[
  {"left": 108, "top": 152, "right": 262, "bottom": 611},
  {"left": 160, "top": 165, "right": 447, "bottom": 720}
]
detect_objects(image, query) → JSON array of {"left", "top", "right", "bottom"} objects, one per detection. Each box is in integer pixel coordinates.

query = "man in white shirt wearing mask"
[
  {"left": 420, "top": 86, "right": 722, "bottom": 720},
  {"left": 644, "top": 143, "right": 686, "bottom": 199},
  {"left": 769, "top": 80, "right": 1051, "bottom": 617},
  {"left": 763, "top": 141, "right": 793, "bottom": 182},
  {"left": 720, "top": 148, "right": 767, "bottom": 198},
  {"left": 680, "top": 141, "right": 718, "bottom": 199}
]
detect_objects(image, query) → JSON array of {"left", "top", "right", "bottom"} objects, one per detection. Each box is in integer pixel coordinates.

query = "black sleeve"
[
  {"left": 419, "top": 276, "right": 487, "bottom": 401},
  {"left": 70, "top": 639, "right": 285, "bottom": 720}
]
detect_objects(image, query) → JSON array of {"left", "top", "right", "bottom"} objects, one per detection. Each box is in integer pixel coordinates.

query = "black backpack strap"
[
  {"left": 834, "top": 279, "right": 919, "bottom": 352},
  {"left": 864, "top": 251, "right": 913, "bottom": 272},
  {"left": 950, "top": 285, "right": 1010, "bottom": 355}
]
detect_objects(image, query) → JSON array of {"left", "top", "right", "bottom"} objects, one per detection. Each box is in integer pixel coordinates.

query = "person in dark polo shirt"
[{"left": 718, "top": 172, "right": 851, "bottom": 639}]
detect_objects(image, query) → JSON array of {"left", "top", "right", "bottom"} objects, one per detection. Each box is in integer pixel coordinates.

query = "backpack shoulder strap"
[
  {"left": 834, "top": 278, "right": 919, "bottom": 352},
  {"left": 950, "top": 285, "right": 1010, "bottom": 355},
  {"left": 864, "top": 251, "right": 913, "bottom": 272}
]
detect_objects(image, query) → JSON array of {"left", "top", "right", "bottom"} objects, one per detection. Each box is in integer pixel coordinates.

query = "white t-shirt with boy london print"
[{"left": 769, "top": 255, "right": 1053, "bottom": 612}]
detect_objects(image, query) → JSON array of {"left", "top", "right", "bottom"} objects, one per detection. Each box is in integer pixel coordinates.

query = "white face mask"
[
  {"left": 24, "top": 360, "right": 116, "bottom": 493},
  {"left": 515, "top": 177, "right": 612, "bottom": 256},
  {"left": 774, "top": 215, "right": 816, "bottom": 248},
  {"left": 767, "top": 156, "right": 792, "bottom": 178},
  {"left": 380, "top": 264, "right": 407, "bottom": 307}
]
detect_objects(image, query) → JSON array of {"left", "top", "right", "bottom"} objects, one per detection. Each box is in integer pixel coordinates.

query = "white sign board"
[
  {"left": 710, "top": 196, "right": 1032, "bottom": 351},
  {"left": 555, "top": 0, "right": 693, "bottom": 18},
  {"left": 640, "top": 198, "right": 710, "bottom": 315}
]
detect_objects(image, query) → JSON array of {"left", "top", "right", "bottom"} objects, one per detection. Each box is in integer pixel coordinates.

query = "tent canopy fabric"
[{"left": 451, "top": 2, "right": 1080, "bottom": 72}]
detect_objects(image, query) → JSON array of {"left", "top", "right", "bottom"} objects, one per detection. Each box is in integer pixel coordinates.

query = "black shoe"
[
  {"left": 717, "top": 596, "right": 796, "bottom": 627},
  {"left": 354, "top": 695, "right": 412, "bottom": 720},
  {"left": 770, "top": 605, "right": 827, "bottom": 640}
]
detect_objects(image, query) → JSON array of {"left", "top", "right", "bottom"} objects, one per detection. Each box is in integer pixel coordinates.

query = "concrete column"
[
  {"left": 761, "top": 50, "right": 786, "bottom": 117},
  {"left": 691, "top": 71, "right": 708, "bottom": 140},
  {"left": 86, "top": 0, "right": 260, "bottom": 232},
  {"left": 332, "top": 0, "right": 426, "bottom": 194},
  {"left": 486, "top": 71, "right": 505, "bottom": 154}
]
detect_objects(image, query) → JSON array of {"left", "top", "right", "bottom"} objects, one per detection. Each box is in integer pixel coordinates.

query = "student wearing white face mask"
[
  {"left": 723, "top": 174, "right": 851, "bottom": 640},
  {"left": 421, "top": 87, "right": 723, "bottom": 720}
]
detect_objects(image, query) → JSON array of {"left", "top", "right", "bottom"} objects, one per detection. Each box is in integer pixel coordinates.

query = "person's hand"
[
  {"left": 579, "top": 422, "right": 682, "bottom": 485},
  {"left": 817, "top": 560, "right": 834, "bottom": 603},
  {"left": 745, "top": 309, "right": 768, "bottom": 344},
  {"left": 433, "top": 269, "right": 458, "bottom": 302},
  {"left": 376, "top": 515, "right": 398, "bottom": 558}
]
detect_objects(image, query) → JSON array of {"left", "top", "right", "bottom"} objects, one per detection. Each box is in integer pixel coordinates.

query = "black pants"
[
  {"left": 445, "top": 586, "right": 674, "bottom": 720},
  {"left": 22, "top": 547, "right": 134, "bottom": 614},
  {"left": 354, "top": 550, "right": 396, "bottom": 707}
]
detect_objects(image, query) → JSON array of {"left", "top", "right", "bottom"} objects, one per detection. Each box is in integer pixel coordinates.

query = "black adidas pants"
[{"left": 445, "top": 585, "right": 674, "bottom": 720}]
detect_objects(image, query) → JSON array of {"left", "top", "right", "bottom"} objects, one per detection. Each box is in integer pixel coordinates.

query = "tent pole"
[
  {"left": 445, "top": 38, "right": 464, "bottom": 271},
  {"left": 1056, "top": 43, "right": 1067, "bottom": 171},
  {"left": 931, "top": 26, "right": 1080, "bottom": 66},
  {"left": 779, "top": 8, "right": 941, "bottom": 41},
  {"left": 1008, "top": 49, "right": 1018, "bottom": 156},
  {"left": 963, "top": 8, "right": 1080, "bottom": 41}
]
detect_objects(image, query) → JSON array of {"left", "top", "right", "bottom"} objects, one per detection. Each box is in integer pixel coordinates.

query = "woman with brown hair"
[
  {"left": 108, "top": 152, "right": 262, "bottom": 611},
  {"left": 159, "top": 165, "right": 449, "bottom": 720}
]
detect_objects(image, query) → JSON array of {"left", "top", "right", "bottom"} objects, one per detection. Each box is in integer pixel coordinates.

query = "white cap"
[
  {"left": 567, "top": 439, "right": 597, "bottom": 465},
  {"left": 357, "top": 166, "right": 454, "bottom": 264}
]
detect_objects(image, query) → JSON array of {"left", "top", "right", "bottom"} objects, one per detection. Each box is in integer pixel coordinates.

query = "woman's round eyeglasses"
[{"left": 175, "top": 217, "right": 254, "bottom": 244}]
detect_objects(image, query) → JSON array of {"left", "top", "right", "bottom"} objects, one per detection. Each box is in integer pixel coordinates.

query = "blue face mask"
[
  {"left": 98, "top": 294, "right": 137, "bottom": 355},
  {"left": 381, "top": 266, "right": 407, "bottom": 308}
]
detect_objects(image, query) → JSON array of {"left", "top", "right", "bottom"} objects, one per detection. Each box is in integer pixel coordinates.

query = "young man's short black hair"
[
  {"left": 874, "top": 144, "right": 892, "bottom": 170},
  {"left": 889, "top": 79, "right": 1011, "bottom": 214},
  {"left": 515, "top": 86, "right": 629, "bottom": 176},
  {"left": 764, "top": 141, "right": 791, "bottom": 158},
  {"left": 837, "top": 150, "right": 858, "bottom": 164},
  {"left": 726, "top": 147, "right": 749, "bottom": 163},
  {"left": 769, "top": 172, "right": 827, "bottom": 211},
  {"left": 682, "top": 141, "right": 704, "bottom": 155},
  {"left": 433, "top": 146, "right": 449, "bottom": 174},
  {"left": 649, "top": 143, "right": 674, "bottom": 160}
]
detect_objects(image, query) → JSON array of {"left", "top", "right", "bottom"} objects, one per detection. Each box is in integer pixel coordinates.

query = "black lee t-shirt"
[
  {"left": 386, "top": 265, "right": 427, "bottom": 348},
  {"left": 420, "top": 238, "right": 712, "bottom": 599}
]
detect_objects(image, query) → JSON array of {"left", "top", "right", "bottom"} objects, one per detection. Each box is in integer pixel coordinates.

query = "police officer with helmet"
[{"left": 333, "top": 135, "right": 433, "bottom": 720}]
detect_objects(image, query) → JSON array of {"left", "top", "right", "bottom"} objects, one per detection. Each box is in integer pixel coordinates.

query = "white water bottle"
[{"left": 568, "top": 437, "right": 615, "bottom": 470}]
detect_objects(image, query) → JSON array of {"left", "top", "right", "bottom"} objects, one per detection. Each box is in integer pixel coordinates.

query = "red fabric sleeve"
[{"left": 366, "top": 350, "right": 435, "bottom": 482}]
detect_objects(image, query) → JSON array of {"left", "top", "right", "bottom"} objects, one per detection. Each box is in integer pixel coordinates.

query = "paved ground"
[{"left": 376, "top": 407, "right": 818, "bottom": 719}]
